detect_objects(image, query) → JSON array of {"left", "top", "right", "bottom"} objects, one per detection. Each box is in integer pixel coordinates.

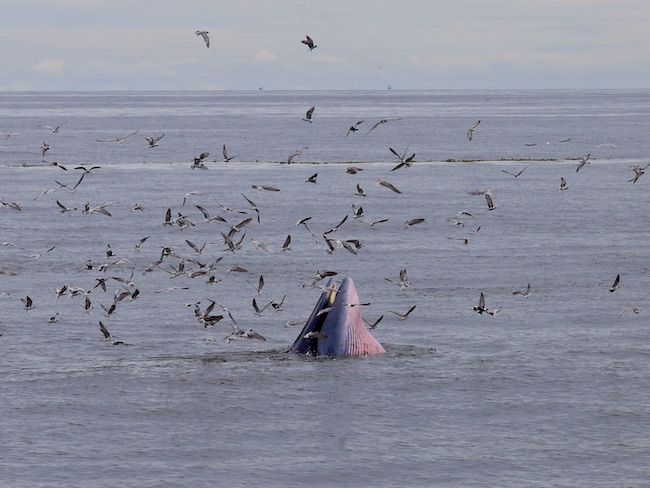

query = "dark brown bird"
[{"left": 301, "top": 35, "right": 317, "bottom": 51}]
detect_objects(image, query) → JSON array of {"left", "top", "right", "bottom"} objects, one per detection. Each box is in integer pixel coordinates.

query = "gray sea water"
[{"left": 1, "top": 90, "right": 650, "bottom": 487}]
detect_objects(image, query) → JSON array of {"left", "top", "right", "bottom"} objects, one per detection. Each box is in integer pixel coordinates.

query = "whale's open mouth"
[{"left": 288, "top": 277, "right": 385, "bottom": 357}]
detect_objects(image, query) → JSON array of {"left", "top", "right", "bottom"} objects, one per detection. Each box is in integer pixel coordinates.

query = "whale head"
[{"left": 289, "top": 277, "right": 385, "bottom": 357}]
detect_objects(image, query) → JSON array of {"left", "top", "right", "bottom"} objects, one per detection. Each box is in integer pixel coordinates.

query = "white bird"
[{"left": 196, "top": 30, "right": 210, "bottom": 48}]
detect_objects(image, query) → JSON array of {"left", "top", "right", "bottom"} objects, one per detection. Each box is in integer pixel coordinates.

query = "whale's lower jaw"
[{"left": 289, "top": 277, "right": 385, "bottom": 357}]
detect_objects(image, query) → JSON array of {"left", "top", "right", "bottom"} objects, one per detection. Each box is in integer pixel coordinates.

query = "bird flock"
[{"left": 1, "top": 38, "right": 648, "bottom": 352}]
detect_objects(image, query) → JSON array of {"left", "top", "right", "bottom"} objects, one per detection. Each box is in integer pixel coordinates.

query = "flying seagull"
[
  {"left": 196, "top": 30, "right": 210, "bottom": 48},
  {"left": 501, "top": 165, "right": 528, "bottom": 178},
  {"left": 628, "top": 162, "right": 650, "bottom": 183},
  {"left": 365, "top": 118, "right": 402, "bottom": 135},
  {"left": 376, "top": 179, "right": 402, "bottom": 194},
  {"left": 346, "top": 120, "right": 364, "bottom": 136},
  {"left": 97, "top": 130, "right": 139, "bottom": 144},
  {"left": 223, "top": 144, "right": 237, "bottom": 162},
  {"left": 466, "top": 120, "right": 481, "bottom": 141},
  {"left": 39, "top": 121, "right": 67, "bottom": 133},
  {"left": 512, "top": 283, "right": 531, "bottom": 298},
  {"left": 301, "top": 35, "right": 317, "bottom": 51},
  {"left": 389, "top": 145, "right": 416, "bottom": 171},
  {"left": 609, "top": 274, "right": 620, "bottom": 292},
  {"left": 145, "top": 134, "right": 164, "bottom": 148},
  {"left": 575, "top": 153, "right": 591, "bottom": 172},
  {"left": 303, "top": 106, "right": 315, "bottom": 123},
  {"left": 389, "top": 305, "right": 416, "bottom": 321}
]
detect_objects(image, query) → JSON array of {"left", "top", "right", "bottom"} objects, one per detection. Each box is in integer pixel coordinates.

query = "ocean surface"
[{"left": 1, "top": 90, "right": 650, "bottom": 487}]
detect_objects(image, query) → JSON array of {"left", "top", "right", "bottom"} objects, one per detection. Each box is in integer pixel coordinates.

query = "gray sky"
[{"left": 2, "top": 0, "right": 649, "bottom": 90}]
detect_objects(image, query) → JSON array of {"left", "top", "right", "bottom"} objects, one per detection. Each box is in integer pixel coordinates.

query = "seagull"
[
  {"left": 21, "top": 296, "right": 34, "bottom": 310},
  {"left": 99, "top": 321, "right": 111, "bottom": 339},
  {"left": 389, "top": 305, "right": 416, "bottom": 321},
  {"left": 97, "top": 130, "right": 139, "bottom": 143},
  {"left": 472, "top": 292, "right": 499, "bottom": 316},
  {"left": 355, "top": 183, "right": 366, "bottom": 197},
  {"left": 346, "top": 120, "right": 364, "bottom": 136},
  {"left": 74, "top": 165, "right": 101, "bottom": 173},
  {"left": 280, "top": 234, "right": 291, "bottom": 252},
  {"left": 628, "top": 162, "right": 650, "bottom": 183},
  {"left": 512, "top": 283, "right": 531, "bottom": 298},
  {"left": 246, "top": 275, "right": 265, "bottom": 294},
  {"left": 609, "top": 274, "right": 620, "bottom": 293},
  {"left": 501, "top": 165, "right": 528, "bottom": 178},
  {"left": 41, "top": 142, "right": 50, "bottom": 158},
  {"left": 303, "top": 106, "right": 315, "bottom": 123},
  {"left": 145, "top": 134, "right": 164, "bottom": 148},
  {"left": 196, "top": 30, "right": 210, "bottom": 48},
  {"left": 323, "top": 214, "right": 348, "bottom": 235},
  {"left": 56, "top": 200, "right": 76, "bottom": 213},
  {"left": 222, "top": 144, "right": 237, "bottom": 162},
  {"left": 618, "top": 307, "right": 643, "bottom": 317},
  {"left": 346, "top": 166, "right": 364, "bottom": 174},
  {"left": 251, "top": 184, "right": 280, "bottom": 192},
  {"left": 485, "top": 192, "right": 495, "bottom": 211},
  {"left": 39, "top": 121, "right": 67, "bottom": 133},
  {"left": 376, "top": 179, "right": 402, "bottom": 194},
  {"left": 301, "top": 35, "right": 317, "bottom": 51},
  {"left": 287, "top": 147, "right": 306, "bottom": 164},
  {"left": 365, "top": 118, "right": 402, "bottom": 135},
  {"left": 225, "top": 325, "right": 266, "bottom": 342},
  {"left": 389, "top": 145, "right": 416, "bottom": 171},
  {"left": 363, "top": 315, "right": 384, "bottom": 329},
  {"left": 559, "top": 177, "right": 569, "bottom": 191},
  {"left": 575, "top": 153, "right": 591, "bottom": 172},
  {"left": 0, "top": 131, "right": 20, "bottom": 139},
  {"left": 252, "top": 297, "right": 273, "bottom": 316},
  {"left": 404, "top": 218, "right": 426, "bottom": 229},
  {"left": 83, "top": 202, "right": 112, "bottom": 217},
  {"left": 466, "top": 120, "right": 480, "bottom": 141},
  {"left": 385, "top": 269, "right": 411, "bottom": 290},
  {"left": 195, "top": 205, "right": 226, "bottom": 224},
  {"left": 305, "top": 173, "right": 318, "bottom": 184},
  {"left": 297, "top": 216, "right": 320, "bottom": 242}
]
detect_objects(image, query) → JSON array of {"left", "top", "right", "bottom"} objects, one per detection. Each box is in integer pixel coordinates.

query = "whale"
[{"left": 289, "top": 277, "right": 385, "bottom": 357}]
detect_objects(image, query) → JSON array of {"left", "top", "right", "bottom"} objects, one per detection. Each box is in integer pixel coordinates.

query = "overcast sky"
[{"left": 2, "top": 0, "right": 649, "bottom": 91}]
